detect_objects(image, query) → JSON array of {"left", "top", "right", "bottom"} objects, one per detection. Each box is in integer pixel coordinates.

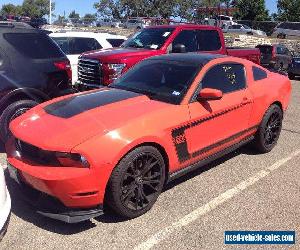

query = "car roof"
[
  {"left": 0, "top": 21, "right": 34, "bottom": 30},
  {"left": 148, "top": 53, "right": 226, "bottom": 65},
  {"left": 49, "top": 31, "right": 126, "bottom": 39},
  {"left": 146, "top": 24, "right": 221, "bottom": 31}
]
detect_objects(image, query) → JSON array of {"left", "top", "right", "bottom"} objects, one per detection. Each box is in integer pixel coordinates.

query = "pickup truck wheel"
[
  {"left": 0, "top": 100, "right": 38, "bottom": 142},
  {"left": 253, "top": 105, "right": 283, "bottom": 153},
  {"left": 107, "top": 146, "right": 165, "bottom": 218}
]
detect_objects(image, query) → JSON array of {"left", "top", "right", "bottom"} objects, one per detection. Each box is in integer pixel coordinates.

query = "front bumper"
[{"left": 8, "top": 163, "right": 103, "bottom": 223}]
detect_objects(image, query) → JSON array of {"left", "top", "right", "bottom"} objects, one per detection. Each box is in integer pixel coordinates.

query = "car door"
[{"left": 185, "top": 63, "right": 253, "bottom": 160}]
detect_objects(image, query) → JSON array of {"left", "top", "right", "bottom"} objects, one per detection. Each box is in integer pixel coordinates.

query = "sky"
[{"left": 1, "top": 0, "right": 278, "bottom": 17}]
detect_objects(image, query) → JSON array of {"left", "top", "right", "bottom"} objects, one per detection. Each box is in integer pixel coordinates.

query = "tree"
[
  {"left": 69, "top": 10, "right": 80, "bottom": 23},
  {"left": 94, "top": 0, "right": 124, "bottom": 19},
  {"left": 234, "top": 0, "right": 270, "bottom": 21},
  {"left": 277, "top": 0, "right": 300, "bottom": 22},
  {"left": 0, "top": 4, "right": 23, "bottom": 16},
  {"left": 22, "top": 0, "right": 55, "bottom": 18},
  {"left": 82, "top": 13, "right": 97, "bottom": 24}
]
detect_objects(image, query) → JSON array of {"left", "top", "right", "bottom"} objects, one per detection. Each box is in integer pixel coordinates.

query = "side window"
[
  {"left": 201, "top": 63, "right": 246, "bottom": 94},
  {"left": 172, "top": 30, "right": 197, "bottom": 52},
  {"left": 195, "top": 30, "right": 221, "bottom": 51},
  {"left": 252, "top": 66, "right": 267, "bottom": 81},
  {"left": 69, "top": 38, "right": 102, "bottom": 54}
]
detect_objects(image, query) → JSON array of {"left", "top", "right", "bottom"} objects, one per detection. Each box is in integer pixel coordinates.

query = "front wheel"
[
  {"left": 0, "top": 100, "right": 39, "bottom": 142},
  {"left": 253, "top": 104, "right": 283, "bottom": 153},
  {"left": 107, "top": 146, "right": 166, "bottom": 218}
]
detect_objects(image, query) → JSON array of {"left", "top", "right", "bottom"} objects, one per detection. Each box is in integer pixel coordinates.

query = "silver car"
[
  {"left": 223, "top": 24, "right": 267, "bottom": 36},
  {"left": 272, "top": 22, "right": 300, "bottom": 39}
]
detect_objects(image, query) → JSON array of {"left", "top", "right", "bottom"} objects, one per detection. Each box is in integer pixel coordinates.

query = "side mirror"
[
  {"left": 197, "top": 88, "right": 223, "bottom": 101},
  {"left": 172, "top": 44, "right": 186, "bottom": 53}
]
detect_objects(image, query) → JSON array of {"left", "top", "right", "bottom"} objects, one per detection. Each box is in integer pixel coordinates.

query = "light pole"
[{"left": 49, "top": 0, "right": 52, "bottom": 24}]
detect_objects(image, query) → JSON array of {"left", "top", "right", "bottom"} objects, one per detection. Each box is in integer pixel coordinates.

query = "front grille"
[
  {"left": 78, "top": 58, "right": 102, "bottom": 86},
  {"left": 15, "top": 139, "right": 59, "bottom": 166}
]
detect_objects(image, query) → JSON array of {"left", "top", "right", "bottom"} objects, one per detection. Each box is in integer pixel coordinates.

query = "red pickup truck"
[{"left": 78, "top": 25, "right": 261, "bottom": 88}]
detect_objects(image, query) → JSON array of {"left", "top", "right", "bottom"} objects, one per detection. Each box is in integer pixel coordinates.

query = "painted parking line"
[{"left": 134, "top": 149, "right": 300, "bottom": 250}]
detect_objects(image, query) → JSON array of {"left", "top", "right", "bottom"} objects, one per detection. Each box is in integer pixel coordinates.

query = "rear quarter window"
[
  {"left": 196, "top": 30, "right": 221, "bottom": 51},
  {"left": 4, "top": 32, "right": 65, "bottom": 59},
  {"left": 253, "top": 66, "right": 267, "bottom": 81}
]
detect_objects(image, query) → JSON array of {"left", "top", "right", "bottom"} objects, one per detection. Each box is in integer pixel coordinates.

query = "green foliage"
[
  {"left": 234, "top": 0, "right": 270, "bottom": 21},
  {"left": 0, "top": 4, "right": 23, "bottom": 16},
  {"left": 82, "top": 13, "right": 97, "bottom": 24},
  {"left": 277, "top": 0, "right": 300, "bottom": 21},
  {"left": 22, "top": 0, "right": 55, "bottom": 18}
]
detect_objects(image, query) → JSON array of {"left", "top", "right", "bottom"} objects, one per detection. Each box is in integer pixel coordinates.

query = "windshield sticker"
[
  {"left": 222, "top": 66, "right": 236, "bottom": 85},
  {"left": 172, "top": 91, "right": 181, "bottom": 96},
  {"left": 150, "top": 44, "right": 159, "bottom": 49},
  {"left": 163, "top": 32, "right": 171, "bottom": 37}
]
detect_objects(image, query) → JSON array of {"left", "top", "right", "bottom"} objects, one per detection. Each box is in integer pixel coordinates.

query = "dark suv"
[
  {"left": 0, "top": 22, "right": 74, "bottom": 141},
  {"left": 256, "top": 44, "right": 292, "bottom": 72}
]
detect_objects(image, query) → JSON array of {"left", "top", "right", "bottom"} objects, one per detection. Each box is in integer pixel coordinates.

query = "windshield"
[
  {"left": 121, "top": 28, "right": 174, "bottom": 50},
  {"left": 111, "top": 59, "right": 201, "bottom": 104}
]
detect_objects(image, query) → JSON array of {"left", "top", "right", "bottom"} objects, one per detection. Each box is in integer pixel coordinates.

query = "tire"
[
  {"left": 288, "top": 72, "right": 295, "bottom": 80},
  {"left": 0, "top": 100, "right": 38, "bottom": 142},
  {"left": 253, "top": 104, "right": 283, "bottom": 153},
  {"left": 107, "top": 146, "right": 166, "bottom": 218}
]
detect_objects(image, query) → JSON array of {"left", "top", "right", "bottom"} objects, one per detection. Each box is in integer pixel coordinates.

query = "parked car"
[
  {"left": 204, "top": 15, "right": 235, "bottom": 28},
  {"left": 288, "top": 57, "right": 300, "bottom": 79},
  {"left": 0, "top": 21, "right": 74, "bottom": 142},
  {"left": 96, "top": 19, "right": 121, "bottom": 28},
  {"left": 0, "top": 166, "right": 11, "bottom": 241},
  {"left": 77, "top": 24, "right": 261, "bottom": 88},
  {"left": 50, "top": 32, "right": 127, "bottom": 84},
  {"left": 124, "top": 18, "right": 150, "bottom": 29},
  {"left": 271, "top": 22, "right": 300, "bottom": 39},
  {"left": 223, "top": 24, "right": 267, "bottom": 36},
  {"left": 256, "top": 44, "right": 292, "bottom": 71},
  {"left": 6, "top": 54, "right": 291, "bottom": 222}
]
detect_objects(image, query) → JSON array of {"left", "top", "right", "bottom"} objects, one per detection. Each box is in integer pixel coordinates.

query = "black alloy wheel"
[
  {"left": 253, "top": 104, "right": 283, "bottom": 153},
  {"left": 107, "top": 146, "right": 165, "bottom": 218},
  {"left": 263, "top": 110, "right": 282, "bottom": 148}
]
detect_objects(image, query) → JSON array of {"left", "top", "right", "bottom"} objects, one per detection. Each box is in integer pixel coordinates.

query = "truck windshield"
[
  {"left": 121, "top": 28, "right": 174, "bottom": 50},
  {"left": 111, "top": 59, "right": 201, "bottom": 104}
]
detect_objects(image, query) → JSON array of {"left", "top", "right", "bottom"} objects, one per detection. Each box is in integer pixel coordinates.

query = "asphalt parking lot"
[{"left": 1, "top": 80, "right": 300, "bottom": 250}]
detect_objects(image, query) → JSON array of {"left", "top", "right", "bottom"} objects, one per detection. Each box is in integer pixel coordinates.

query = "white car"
[
  {"left": 124, "top": 18, "right": 150, "bottom": 29},
  {"left": 0, "top": 167, "right": 11, "bottom": 241},
  {"left": 223, "top": 24, "right": 267, "bottom": 36},
  {"left": 50, "top": 32, "right": 127, "bottom": 83},
  {"left": 204, "top": 15, "right": 235, "bottom": 28},
  {"left": 271, "top": 22, "right": 300, "bottom": 39}
]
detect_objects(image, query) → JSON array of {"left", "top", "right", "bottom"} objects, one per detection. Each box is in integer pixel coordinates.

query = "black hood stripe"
[{"left": 44, "top": 88, "right": 142, "bottom": 118}]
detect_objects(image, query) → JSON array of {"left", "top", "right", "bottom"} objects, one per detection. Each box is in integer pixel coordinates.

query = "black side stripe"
[{"left": 172, "top": 103, "right": 256, "bottom": 163}]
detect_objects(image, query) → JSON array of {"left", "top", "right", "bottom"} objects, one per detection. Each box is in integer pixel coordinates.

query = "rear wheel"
[
  {"left": 253, "top": 105, "right": 283, "bottom": 153},
  {"left": 107, "top": 146, "right": 166, "bottom": 218},
  {"left": 0, "top": 100, "right": 38, "bottom": 142}
]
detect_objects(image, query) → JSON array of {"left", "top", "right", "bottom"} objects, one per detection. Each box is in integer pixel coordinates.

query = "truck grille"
[
  {"left": 15, "top": 139, "right": 59, "bottom": 166},
  {"left": 78, "top": 58, "right": 102, "bottom": 86}
]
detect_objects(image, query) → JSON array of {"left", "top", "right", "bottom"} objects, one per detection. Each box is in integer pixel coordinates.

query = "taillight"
[
  {"left": 56, "top": 152, "right": 90, "bottom": 168},
  {"left": 54, "top": 60, "right": 72, "bottom": 82}
]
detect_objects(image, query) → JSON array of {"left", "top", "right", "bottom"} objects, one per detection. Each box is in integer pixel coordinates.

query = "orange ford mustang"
[{"left": 6, "top": 54, "right": 291, "bottom": 223}]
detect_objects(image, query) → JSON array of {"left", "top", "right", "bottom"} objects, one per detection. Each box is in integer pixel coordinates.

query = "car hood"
[
  {"left": 81, "top": 47, "right": 163, "bottom": 62},
  {"left": 10, "top": 88, "right": 169, "bottom": 152}
]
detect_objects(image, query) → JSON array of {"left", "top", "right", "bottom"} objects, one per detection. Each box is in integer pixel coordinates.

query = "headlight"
[
  {"left": 56, "top": 152, "right": 90, "bottom": 168},
  {"left": 107, "top": 63, "right": 126, "bottom": 80}
]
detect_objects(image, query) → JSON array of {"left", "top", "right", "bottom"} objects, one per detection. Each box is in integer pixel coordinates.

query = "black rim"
[
  {"left": 264, "top": 111, "right": 282, "bottom": 147},
  {"left": 120, "top": 152, "right": 163, "bottom": 211},
  {"left": 10, "top": 108, "right": 30, "bottom": 122}
]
